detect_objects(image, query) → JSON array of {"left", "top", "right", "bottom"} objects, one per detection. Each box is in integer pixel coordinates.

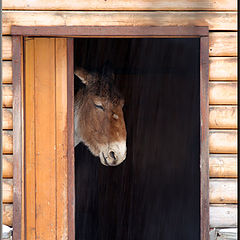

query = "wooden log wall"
[{"left": 2, "top": 0, "right": 237, "bottom": 237}]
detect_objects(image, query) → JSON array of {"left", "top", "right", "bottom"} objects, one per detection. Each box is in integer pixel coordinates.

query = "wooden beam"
[
  {"left": 209, "top": 179, "right": 237, "bottom": 204},
  {"left": 2, "top": 11, "right": 237, "bottom": 35},
  {"left": 2, "top": 108, "right": 13, "bottom": 130},
  {"left": 2, "top": 204, "right": 13, "bottom": 226},
  {"left": 3, "top": 179, "right": 13, "bottom": 203},
  {"left": 2, "top": 61, "right": 12, "bottom": 84},
  {"left": 2, "top": 131, "right": 13, "bottom": 154},
  {"left": 209, "top": 106, "right": 237, "bottom": 129},
  {"left": 2, "top": 85, "right": 13, "bottom": 107},
  {"left": 2, "top": 36, "right": 12, "bottom": 60},
  {"left": 209, "top": 130, "right": 237, "bottom": 154},
  {"left": 3, "top": 155, "right": 13, "bottom": 178},
  {"left": 209, "top": 32, "right": 237, "bottom": 57},
  {"left": 209, "top": 154, "right": 237, "bottom": 178},
  {"left": 2, "top": 0, "right": 237, "bottom": 11},
  {"left": 210, "top": 204, "right": 237, "bottom": 228}
]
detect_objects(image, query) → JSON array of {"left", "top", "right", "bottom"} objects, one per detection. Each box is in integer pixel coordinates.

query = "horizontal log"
[
  {"left": 209, "top": 130, "right": 237, "bottom": 154},
  {"left": 3, "top": 155, "right": 13, "bottom": 178},
  {"left": 2, "top": 61, "right": 12, "bottom": 84},
  {"left": 3, "top": 11, "right": 237, "bottom": 35},
  {"left": 2, "top": 204, "right": 13, "bottom": 226},
  {"left": 2, "top": 85, "right": 13, "bottom": 108},
  {"left": 209, "top": 57, "right": 237, "bottom": 81},
  {"left": 209, "top": 32, "right": 237, "bottom": 57},
  {"left": 209, "top": 82, "right": 237, "bottom": 105},
  {"left": 209, "top": 179, "right": 237, "bottom": 204},
  {"left": 2, "top": 131, "right": 13, "bottom": 154},
  {"left": 3, "top": 179, "right": 13, "bottom": 203},
  {"left": 210, "top": 204, "right": 237, "bottom": 228},
  {"left": 209, "top": 106, "right": 237, "bottom": 129},
  {"left": 2, "top": 36, "right": 12, "bottom": 60},
  {"left": 209, "top": 154, "right": 237, "bottom": 178},
  {"left": 2, "top": 108, "right": 13, "bottom": 130},
  {"left": 2, "top": 0, "right": 237, "bottom": 11}
]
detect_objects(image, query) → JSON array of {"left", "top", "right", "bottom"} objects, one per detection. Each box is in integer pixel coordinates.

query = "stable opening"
[{"left": 74, "top": 38, "right": 200, "bottom": 240}]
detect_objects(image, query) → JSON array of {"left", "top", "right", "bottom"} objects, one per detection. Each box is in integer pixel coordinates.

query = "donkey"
[{"left": 74, "top": 67, "right": 127, "bottom": 166}]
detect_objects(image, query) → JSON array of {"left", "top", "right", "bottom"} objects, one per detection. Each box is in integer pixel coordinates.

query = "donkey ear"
[{"left": 74, "top": 68, "right": 90, "bottom": 85}]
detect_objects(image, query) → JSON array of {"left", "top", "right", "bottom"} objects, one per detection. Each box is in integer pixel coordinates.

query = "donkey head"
[{"left": 74, "top": 67, "right": 127, "bottom": 166}]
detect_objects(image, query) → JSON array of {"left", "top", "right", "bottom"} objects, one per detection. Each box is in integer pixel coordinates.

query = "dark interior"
[{"left": 74, "top": 38, "right": 200, "bottom": 240}]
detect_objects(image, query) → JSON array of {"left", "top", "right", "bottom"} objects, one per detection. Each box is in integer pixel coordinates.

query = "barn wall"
[{"left": 2, "top": 0, "right": 237, "bottom": 238}]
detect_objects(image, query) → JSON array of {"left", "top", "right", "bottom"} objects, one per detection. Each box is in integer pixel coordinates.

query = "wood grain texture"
[
  {"left": 3, "top": 204, "right": 13, "bottom": 226},
  {"left": 3, "top": 179, "right": 13, "bottom": 203},
  {"left": 2, "top": 11, "right": 237, "bottom": 35},
  {"left": 215, "top": 228, "right": 237, "bottom": 239},
  {"left": 209, "top": 57, "right": 237, "bottom": 80},
  {"left": 210, "top": 204, "right": 237, "bottom": 228},
  {"left": 2, "top": 108, "right": 13, "bottom": 130},
  {"left": 209, "top": 32, "right": 237, "bottom": 57},
  {"left": 3, "top": 155, "right": 13, "bottom": 178},
  {"left": 209, "top": 154, "right": 237, "bottom": 178},
  {"left": 209, "top": 130, "right": 237, "bottom": 154},
  {"left": 2, "top": 0, "right": 237, "bottom": 10},
  {"left": 3, "top": 36, "right": 12, "bottom": 60},
  {"left": 209, "top": 106, "right": 237, "bottom": 129},
  {"left": 2, "top": 131, "right": 13, "bottom": 154},
  {"left": 209, "top": 179, "right": 237, "bottom": 203},
  {"left": 2, "top": 61, "right": 12, "bottom": 84},
  {"left": 209, "top": 82, "right": 237, "bottom": 105},
  {"left": 2, "top": 85, "right": 13, "bottom": 107}
]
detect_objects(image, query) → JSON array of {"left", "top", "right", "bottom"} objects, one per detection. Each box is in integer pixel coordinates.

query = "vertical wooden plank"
[
  {"left": 24, "top": 37, "right": 36, "bottom": 240},
  {"left": 200, "top": 35, "right": 209, "bottom": 240},
  {"left": 34, "top": 38, "right": 56, "bottom": 239},
  {"left": 67, "top": 38, "right": 75, "bottom": 240},
  {"left": 55, "top": 38, "right": 68, "bottom": 239},
  {"left": 12, "top": 36, "right": 23, "bottom": 240}
]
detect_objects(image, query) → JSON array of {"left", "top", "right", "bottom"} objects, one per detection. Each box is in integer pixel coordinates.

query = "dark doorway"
[{"left": 74, "top": 38, "right": 200, "bottom": 240}]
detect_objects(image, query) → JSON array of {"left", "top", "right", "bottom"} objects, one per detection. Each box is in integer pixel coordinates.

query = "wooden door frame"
[{"left": 12, "top": 26, "right": 209, "bottom": 240}]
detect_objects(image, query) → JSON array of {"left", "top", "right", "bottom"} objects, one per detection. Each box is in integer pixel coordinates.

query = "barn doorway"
[{"left": 74, "top": 38, "right": 201, "bottom": 240}]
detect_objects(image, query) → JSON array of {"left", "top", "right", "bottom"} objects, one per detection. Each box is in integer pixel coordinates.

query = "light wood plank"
[
  {"left": 2, "top": 11, "right": 237, "bottom": 35},
  {"left": 209, "top": 179, "right": 237, "bottom": 204},
  {"left": 24, "top": 37, "right": 36, "bottom": 240},
  {"left": 210, "top": 204, "right": 237, "bottom": 228},
  {"left": 3, "top": 36, "right": 12, "bottom": 60},
  {"left": 209, "top": 57, "right": 237, "bottom": 80},
  {"left": 2, "top": 85, "right": 13, "bottom": 107},
  {"left": 3, "top": 179, "right": 13, "bottom": 203},
  {"left": 209, "top": 130, "right": 237, "bottom": 154},
  {"left": 55, "top": 38, "right": 68, "bottom": 239},
  {"left": 209, "top": 82, "right": 237, "bottom": 105},
  {"left": 35, "top": 38, "right": 56, "bottom": 239},
  {"left": 2, "top": 131, "right": 13, "bottom": 154},
  {"left": 2, "top": 61, "right": 12, "bottom": 84},
  {"left": 3, "top": 204, "right": 13, "bottom": 226},
  {"left": 2, "top": 0, "right": 237, "bottom": 11},
  {"left": 209, "top": 106, "right": 237, "bottom": 129},
  {"left": 216, "top": 228, "right": 237, "bottom": 240},
  {"left": 2, "top": 108, "right": 13, "bottom": 130},
  {"left": 3, "top": 155, "right": 13, "bottom": 178},
  {"left": 209, "top": 154, "right": 237, "bottom": 178},
  {"left": 209, "top": 32, "right": 237, "bottom": 57}
]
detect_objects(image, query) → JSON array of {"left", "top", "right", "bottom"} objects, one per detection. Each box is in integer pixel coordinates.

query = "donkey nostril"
[{"left": 109, "top": 151, "right": 116, "bottom": 161}]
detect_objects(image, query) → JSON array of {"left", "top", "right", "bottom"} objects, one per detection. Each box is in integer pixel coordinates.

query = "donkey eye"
[{"left": 94, "top": 104, "right": 104, "bottom": 111}]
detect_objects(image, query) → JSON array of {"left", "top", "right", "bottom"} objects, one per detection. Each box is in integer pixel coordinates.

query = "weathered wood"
[
  {"left": 3, "top": 204, "right": 13, "bottom": 226},
  {"left": 3, "top": 155, "right": 13, "bottom": 178},
  {"left": 3, "top": 36, "right": 12, "bottom": 60},
  {"left": 209, "top": 57, "right": 237, "bottom": 80},
  {"left": 209, "top": 106, "right": 237, "bottom": 129},
  {"left": 209, "top": 32, "right": 237, "bottom": 57},
  {"left": 216, "top": 228, "right": 237, "bottom": 240},
  {"left": 2, "top": 131, "right": 13, "bottom": 154},
  {"left": 2, "top": 108, "right": 13, "bottom": 130},
  {"left": 3, "top": 179, "right": 13, "bottom": 203},
  {"left": 2, "top": 224, "right": 13, "bottom": 239},
  {"left": 209, "top": 179, "right": 237, "bottom": 204},
  {"left": 209, "top": 130, "right": 237, "bottom": 154},
  {"left": 210, "top": 204, "right": 237, "bottom": 228},
  {"left": 2, "top": 85, "right": 13, "bottom": 107},
  {"left": 2, "top": 0, "right": 237, "bottom": 10},
  {"left": 209, "top": 82, "right": 237, "bottom": 105},
  {"left": 2, "top": 11, "right": 237, "bottom": 35},
  {"left": 2, "top": 61, "right": 12, "bottom": 83},
  {"left": 209, "top": 154, "right": 237, "bottom": 178}
]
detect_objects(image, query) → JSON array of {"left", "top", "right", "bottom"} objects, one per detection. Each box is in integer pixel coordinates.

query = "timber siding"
[{"left": 2, "top": 0, "right": 237, "bottom": 238}]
